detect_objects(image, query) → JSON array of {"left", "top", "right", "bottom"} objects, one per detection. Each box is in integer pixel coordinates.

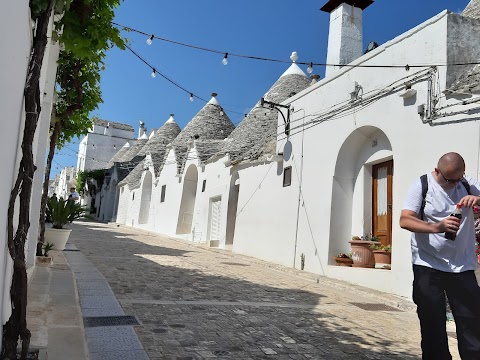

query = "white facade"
[
  {"left": 53, "top": 166, "right": 77, "bottom": 199},
  {"left": 111, "top": 8, "right": 480, "bottom": 299},
  {"left": 228, "top": 11, "right": 480, "bottom": 298},
  {"left": 0, "top": 0, "right": 60, "bottom": 337},
  {"left": 77, "top": 120, "right": 134, "bottom": 171}
]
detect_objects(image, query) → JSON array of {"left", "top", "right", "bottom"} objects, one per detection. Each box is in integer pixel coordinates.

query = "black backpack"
[{"left": 419, "top": 174, "right": 471, "bottom": 220}]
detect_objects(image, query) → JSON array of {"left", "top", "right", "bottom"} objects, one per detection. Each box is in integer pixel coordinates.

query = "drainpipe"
[{"left": 293, "top": 109, "right": 306, "bottom": 268}]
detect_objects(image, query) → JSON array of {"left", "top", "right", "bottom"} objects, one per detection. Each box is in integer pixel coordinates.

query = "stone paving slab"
[
  {"left": 64, "top": 249, "right": 148, "bottom": 359},
  {"left": 67, "top": 221, "right": 462, "bottom": 359}
]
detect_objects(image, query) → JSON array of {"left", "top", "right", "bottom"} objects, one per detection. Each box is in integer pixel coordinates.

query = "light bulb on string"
[
  {"left": 220, "top": 107, "right": 224, "bottom": 116},
  {"left": 151, "top": 68, "right": 156, "bottom": 78},
  {"left": 222, "top": 53, "right": 228, "bottom": 65},
  {"left": 189, "top": 93, "right": 194, "bottom": 102},
  {"left": 307, "top": 62, "right": 313, "bottom": 74},
  {"left": 146, "top": 35, "right": 154, "bottom": 45}
]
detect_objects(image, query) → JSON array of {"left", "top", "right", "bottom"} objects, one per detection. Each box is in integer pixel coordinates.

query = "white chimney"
[
  {"left": 321, "top": 0, "right": 373, "bottom": 78},
  {"left": 138, "top": 120, "right": 145, "bottom": 139}
]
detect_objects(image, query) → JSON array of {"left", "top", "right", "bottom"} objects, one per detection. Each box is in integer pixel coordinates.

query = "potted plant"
[
  {"left": 370, "top": 243, "right": 392, "bottom": 270},
  {"left": 334, "top": 252, "right": 353, "bottom": 267},
  {"left": 349, "top": 234, "right": 381, "bottom": 268},
  {"left": 44, "top": 196, "right": 85, "bottom": 250}
]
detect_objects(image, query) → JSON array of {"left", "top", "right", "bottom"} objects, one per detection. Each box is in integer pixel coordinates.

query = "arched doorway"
[
  {"left": 329, "top": 126, "right": 393, "bottom": 260},
  {"left": 138, "top": 171, "right": 153, "bottom": 224},
  {"left": 176, "top": 165, "right": 198, "bottom": 234},
  {"left": 225, "top": 172, "right": 240, "bottom": 249}
]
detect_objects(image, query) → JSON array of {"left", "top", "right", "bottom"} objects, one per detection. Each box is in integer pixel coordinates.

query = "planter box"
[
  {"left": 44, "top": 227, "right": 72, "bottom": 251},
  {"left": 334, "top": 257, "right": 353, "bottom": 267},
  {"left": 349, "top": 240, "right": 380, "bottom": 268},
  {"left": 373, "top": 250, "right": 391, "bottom": 270}
]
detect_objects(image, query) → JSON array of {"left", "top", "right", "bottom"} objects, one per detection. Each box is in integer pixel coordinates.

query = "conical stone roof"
[
  {"left": 114, "top": 136, "right": 149, "bottom": 184},
  {"left": 463, "top": 0, "right": 480, "bottom": 19},
  {"left": 447, "top": 2, "right": 480, "bottom": 94},
  {"left": 221, "top": 62, "right": 310, "bottom": 164},
  {"left": 121, "top": 115, "right": 182, "bottom": 189},
  {"left": 105, "top": 142, "right": 131, "bottom": 169},
  {"left": 172, "top": 94, "right": 235, "bottom": 174}
]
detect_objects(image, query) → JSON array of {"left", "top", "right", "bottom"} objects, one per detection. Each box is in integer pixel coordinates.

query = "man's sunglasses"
[{"left": 437, "top": 169, "right": 464, "bottom": 184}]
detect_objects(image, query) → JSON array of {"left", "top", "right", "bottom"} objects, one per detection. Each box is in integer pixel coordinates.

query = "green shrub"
[{"left": 46, "top": 196, "right": 85, "bottom": 229}]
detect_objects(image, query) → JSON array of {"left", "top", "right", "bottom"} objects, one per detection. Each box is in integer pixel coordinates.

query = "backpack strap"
[
  {"left": 419, "top": 176, "right": 471, "bottom": 220},
  {"left": 461, "top": 179, "right": 471, "bottom": 195},
  {"left": 419, "top": 174, "right": 428, "bottom": 220}
]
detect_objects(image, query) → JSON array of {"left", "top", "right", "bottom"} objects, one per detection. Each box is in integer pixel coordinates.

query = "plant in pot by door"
[
  {"left": 334, "top": 252, "right": 353, "bottom": 267},
  {"left": 44, "top": 196, "right": 85, "bottom": 250},
  {"left": 369, "top": 243, "right": 392, "bottom": 270},
  {"left": 349, "top": 234, "right": 381, "bottom": 268}
]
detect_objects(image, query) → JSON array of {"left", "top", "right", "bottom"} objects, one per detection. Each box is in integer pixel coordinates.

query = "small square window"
[
  {"left": 202, "top": 180, "right": 206, "bottom": 192},
  {"left": 283, "top": 166, "right": 292, "bottom": 187},
  {"left": 132, "top": 192, "right": 135, "bottom": 200},
  {"left": 161, "top": 185, "right": 166, "bottom": 203}
]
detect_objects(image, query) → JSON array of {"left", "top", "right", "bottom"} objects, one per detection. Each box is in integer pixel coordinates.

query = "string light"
[
  {"left": 151, "top": 68, "right": 156, "bottom": 78},
  {"left": 220, "top": 108, "right": 224, "bottom": 116},
  {"left": 189, "top": 93, "right": 194, "bottom": 102},
  {"left": 146, "top": 34, "right": 154, "bottom": 45},
  {"left": 307, "top": 62, "right": 313, "bottom": 74},
  {"left": 123, "top": 43, "right": 246, "bottom": 116},
  {"left": 222, "top": 53, "right": 228, "bottom": 65}
]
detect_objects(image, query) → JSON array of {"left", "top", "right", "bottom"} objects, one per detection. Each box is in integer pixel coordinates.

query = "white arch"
[{"left": 328, "top": 126, "right": 393, "bottom": 260}]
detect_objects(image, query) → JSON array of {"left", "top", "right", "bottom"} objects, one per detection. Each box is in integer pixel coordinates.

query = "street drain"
[
  {"left": 221, "top": 262, "right": 249, "bottom": 267},
  {"left": 213, "top": 350, "right": 230, "bottom": 356},
  {"left": 350, "top": 302, "right": 402, "bottom": 312},
  {"left": 83, "top": 315, "right": 140, "bottom": 328}
]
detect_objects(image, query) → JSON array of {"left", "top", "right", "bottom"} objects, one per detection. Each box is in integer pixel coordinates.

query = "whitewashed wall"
[
  {"left": 230, "top": 11, "right": 480, "bottom": 298},
  {"left": 78, "top": 132, "right": 132, "bottom": 171},
  {"left": 0, "top": 0, "right": 59, "bottom": 338}
]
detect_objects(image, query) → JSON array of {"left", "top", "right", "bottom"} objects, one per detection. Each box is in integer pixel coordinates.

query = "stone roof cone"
[
  {"left": 171, "top": 93, "right": 235, "bottom": 174},
  {"left": 463, "top": 0, "right": 480, "bottom": 19},
  {"left": 119, "top": 114, "right": 182, "bottom": 189},
  {"left": 220, "top": 52, "right": 310, "bottom": 164}
]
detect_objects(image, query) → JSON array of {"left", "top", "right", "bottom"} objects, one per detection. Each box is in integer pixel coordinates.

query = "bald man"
[{"left": 400, "top": 152, "right": 480, "bottom": 359}]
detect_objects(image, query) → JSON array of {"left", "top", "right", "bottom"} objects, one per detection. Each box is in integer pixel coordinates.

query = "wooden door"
[{"left": 372, "top": 160, "right": 393, "bottom": 246}]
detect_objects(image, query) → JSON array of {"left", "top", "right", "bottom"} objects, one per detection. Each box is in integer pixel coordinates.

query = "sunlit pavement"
[{"left": 67, "top": 221, "right": 460, "bottom": 359}]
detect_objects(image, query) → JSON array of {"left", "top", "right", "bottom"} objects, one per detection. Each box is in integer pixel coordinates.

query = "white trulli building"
[
  {"left": 98, "top": 115, "right": 181, "bottom": 222},
  {"left": 116, "top": 94, "right": 235, "bottom": 233},
  {"left": 1, "top": 0, "right": 60, "bottom": 341},
  {"left": 77, "top": 118, "right": 135, "bottom": 171},
  {"left": 186, "top": 58, "right": 311, "bottom": 248},
  {"left": 110, "top": 0, "right": 480, "bottom": 298},
  {"left": 221, "top": 0, "right": 480, "bottom": 298},
  {"left": 94, "top": 132, "right": 149, "bottom": 221}
]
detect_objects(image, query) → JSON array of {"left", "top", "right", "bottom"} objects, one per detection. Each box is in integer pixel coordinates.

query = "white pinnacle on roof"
[
  {"left": 165, "top": 114, "right": 176, "bottom": 124},
  {"left": 122, "top": 142, "right": 131, "bottom": 148},
  {"left": 140, "top": 132, "right": 148, "bottom": 139},
  {"left": 208, "top": 92, "right": 220, "bottom": 105},
  {"left": 280, "top": 51, "right": 307, "bottom": 78}
]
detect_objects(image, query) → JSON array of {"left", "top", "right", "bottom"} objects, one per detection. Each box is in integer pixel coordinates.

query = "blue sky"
[{"left": 51, "top": 0, "right": 471, "bottom": 177}]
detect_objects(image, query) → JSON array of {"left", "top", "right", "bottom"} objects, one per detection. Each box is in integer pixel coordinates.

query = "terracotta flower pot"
[
  {"left": 349, "top": 240, "right": 380, "bottom": 268},
  {"left": 334, "top": 257, "right": 353, "bottom": 267},
  {"left": 373, "top": 250, "right": 391, "bottom": 270}
]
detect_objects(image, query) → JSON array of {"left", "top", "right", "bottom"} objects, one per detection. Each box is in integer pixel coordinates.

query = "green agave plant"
[{"left": 46, "top": 196, "right": 85, "bottom": 229}]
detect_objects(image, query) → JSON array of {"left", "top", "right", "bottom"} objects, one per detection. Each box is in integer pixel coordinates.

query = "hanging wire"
[{"left": 113, "top": 22, "right": 480, "bottom": 69}]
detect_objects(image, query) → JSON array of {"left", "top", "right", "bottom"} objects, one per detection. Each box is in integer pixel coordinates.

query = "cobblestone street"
[{"left": 67, "top": 221, "right": 460, "bottom": 359}]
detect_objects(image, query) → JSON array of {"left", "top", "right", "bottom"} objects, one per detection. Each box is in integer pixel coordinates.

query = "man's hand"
[
  {"left": 436, "top": 216, "right": 461, "bottom": 234},
  {"left": 458, "top": 195, "right": 480, "bottom": 208}
]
